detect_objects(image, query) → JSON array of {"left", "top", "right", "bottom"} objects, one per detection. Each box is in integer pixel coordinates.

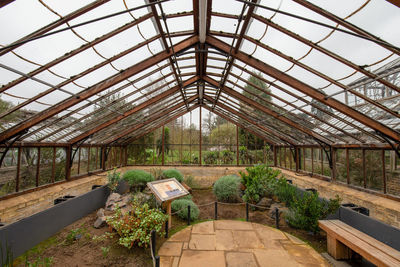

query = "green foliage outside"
[
  {"left": 107, "top": 168, "right": 121, "bottom": 192},
  {"left": 161, "top": 168, "right": 184, "bottom": 183},
  {"left": 156, "top": 127, "right": 170, "bottom": 156},
  {"left": 122, "top": 170, "right": 154, "bottom": 187},
  {"left": 210, "top": 123, "right": 236, "bottom": 148},
  {"left": 213, "top": 175, "right": 241, "bottom": 203},
  {"left": 106, "top": 201, "right": 168, "bottom": 248},
  {"left": 203, "top": 151, "right": 219, "bottom": 165},
  {"left": 239, "top": 164, "right": 280, "bottom": 204},
  {"left": 286, "top": 192, "right": 341, "bottom": 233},
  {"left": 171, "top": 199, "right": 199, "bottom": 221}
]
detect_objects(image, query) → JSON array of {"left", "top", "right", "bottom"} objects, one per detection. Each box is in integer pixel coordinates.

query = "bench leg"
[{"left": 327, "top": 235, "right": 352, "bottom": 260}]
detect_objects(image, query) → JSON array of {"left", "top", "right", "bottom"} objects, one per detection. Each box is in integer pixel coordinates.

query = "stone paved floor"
[{"left": 158, "top": 220, "right": 329, "bottom": 267}]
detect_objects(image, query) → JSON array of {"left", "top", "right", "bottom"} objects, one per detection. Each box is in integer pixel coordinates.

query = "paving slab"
[
  {"left": 216, "top": 230, "right": 236, "bottom": 251},
  {"left": 233, "top": 230, "right": 264, "bottom": 249},
  {"left": 192, "top": 221, "right": 214, "bottom": 234},
  {"left": 169, "top": 226, "right": 192, "bottom": 242},
  {"left": 189, "top": 234, "right": 216, "bottom": 250},
  {"left": 158, "top": 242, "right": 183, "bottom": 257},
  {"left": 215, "top": 219, "right": 253, "bottom": 230},
  {"left": 179, "top": 250, "right": 225, "bottom": 267},
  {"left": 226, "top": 252, "right": 258, "bottom": 267},
  {"left": 158, "top": 220, "right": 329, "bottom": 267}
]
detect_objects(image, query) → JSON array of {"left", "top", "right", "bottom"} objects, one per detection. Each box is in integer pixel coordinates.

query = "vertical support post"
[
  {"left": 36, "top": 147, "right": 41, "bottom": 187},
  {"left": 187, "top": 205, "right": 191, "bottom": 225},
  {"left": 180, "top": 116, "right": 183, "bottom": 164},
  {"left": 65, "top": 146, "right": 72, "bottom": 181},
  {"left": 16, "top": 147, "right": 21, "bottom": 192},
  {"left": 214, "top": 201, "right": 218, "bottom": 220},
  {"left": 289, "top": 148, "right": 292, "bottom": 170},
  {"left": 263, "top": 140, "right": 266, "bottom": 164},
  {"left": 51, "top": 147, "right": 56, "bottom": 183},
  {"left": 165, "top": 220, "right": 169, "bottom": 238},
  {"left": 236, "top": 124, "right": 239, "bottom": 166},
  {"left": 284, "top": 147, "right": 287, "bottom": 168},
  {"left": 295, "top": 147, "right": 299, "bottom": 172},
  {"left": 162, "top": 125, "right": 165, "bottom": 166},
  {"left": 346, "top": 148, "right": 350, "bottom": 184},
  {"left": 275, "top": 207, "right": 280, "bottom": 229},
  {"left": 155, "top": 256, "right": 160, "bottom": 267},
  {"left": 124, "top": 146, "right": 128, "bottom": 166},
  {"left": 321, "top": 148, "right": 324, "bottom": 175},
  {"left": 273, "top": 145, "right": 277, "bottom": 167},
  {"left": 382, "top": 149, "right": 386, "bottom": 194},
  {"left": 303, "top": 147, "right": 306, "bottom": 172},
  {"left": 331, "top": 147, "right": 336, "bottom": 181},
  {"left": 311, "top": 147, "right": 314, "bottom": 175},
  {"left": 199, "top": 107, "right": 202, "bottom": 166},
  {"left": 101, "top": 146, "right": 106, "bottom": 170},
  {"left": 151, "top": 230, "right": 156, "bottom": 258},
  {"left": 87, "top": 147, "right": 91, "bottom": 173},
  {"left": 246, "top": 202, "right": 249, "bottom": 222},
  {"left": 190, "top": 111, "right": 192, "bottom": 164},
  {"left": 119, "top": 146, "right": 123, "bottom": 167},
  {"left": 95, "top": 147, "right": 99, "bottom": 170},
  {"left": 77, "top": 147, "right": 81, "bottom": 175},
  {"left": 362, "top": 149, "right": 366, "bottom": 188}
]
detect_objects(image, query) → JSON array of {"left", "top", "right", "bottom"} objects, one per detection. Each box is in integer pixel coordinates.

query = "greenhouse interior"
[{"left": 1, "top": 0, "right": 400, "bottom": 266}]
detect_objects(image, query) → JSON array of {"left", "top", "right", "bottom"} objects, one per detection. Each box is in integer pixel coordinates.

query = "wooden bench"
[{"left": 319, "top": 220, "right": 400, "bottom": 267}]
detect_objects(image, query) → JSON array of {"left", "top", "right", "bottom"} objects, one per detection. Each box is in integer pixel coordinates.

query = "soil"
[{"left": 16, "top": 189, "right": 327, "bottom": 266}]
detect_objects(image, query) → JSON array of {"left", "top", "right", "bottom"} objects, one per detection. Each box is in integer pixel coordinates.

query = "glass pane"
[
  {"left": 349, "top": 149, "right": 363, "bottom": 187},
  {"left": 20, "top": 147, "right": 38, "bottom": 191},
  {"left": 336, "top": 149, "right": 347, "bottom": 183},
  {"left": 386, "top": 150, "right": 400, "bottom": 196},
  {"left": 39, "top": 147, "right": 53, "bottom": 186},
  {"left": 365, "top": 150, "right": 383, "bottom": 192},
  {"left": 54, "top": 148, "right": 66, "bottom": 182},
  {"left": 0, "top": 148, "right": 17, "bottom": 196}
]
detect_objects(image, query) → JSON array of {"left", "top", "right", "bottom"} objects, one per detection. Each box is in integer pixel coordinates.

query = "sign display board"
[{"left": 147, "top": 178, "right": 189, "bottom": 203}]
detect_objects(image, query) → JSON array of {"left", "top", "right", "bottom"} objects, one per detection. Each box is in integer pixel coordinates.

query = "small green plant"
[
  {"left": 213, "top": 175, "right": 241, "bottom": 202},
  {"left": 171, "top": 199, "right": 199, "bottom": 221},
  {"left": 183, "top": 175, "right": 198, "bottom": 188},
  {"left": 122, "top": 170, "right": 154, "bottom": 189},
  {"left": 0, "top": 241, "right": 13, "bottom": 267},
  {"left": 107, "top": 168, "right": 121, "bottom": 192},
  {"left": 161, "top": 169, "right": 184, "bottom": 183},
  {"left": 149, "top": 167, "right": 163, "bottom": 180},
  {"left": 64, "top": 228, "right": 87, "bottom": 245},
  {"left": 286, "top": 192, "right": 341, "bottom": 233},
  {"left": 106, "top": 201, "right": 167, "bottom": 248},
  {"left": 24, "top": 256, "right": 53, "bottom": 267},
  {"left": 101, "top": 246, "right": 110, "bottom": 258}
]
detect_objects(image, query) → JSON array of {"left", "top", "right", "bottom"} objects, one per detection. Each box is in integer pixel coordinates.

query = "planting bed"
[{"left": 16, "top": 189, "right": 329, "bottom": 266}]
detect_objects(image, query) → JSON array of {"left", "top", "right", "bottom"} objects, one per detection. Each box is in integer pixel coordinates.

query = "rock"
[
  {"left": 94, "top": 216, "right": 106, "bottom": 229},
  {"left": 256, "top": 197, "right": 272, "bottom": 210},
  {"left": 132, "top": 192, "right": 151, "bottom": 204},
  {"left": 105, "top": 193, "right": 122, "bottom": 210},
  {"left": 118, "top": 194, "right": 131, "bottom": 208},
  {"left": 97, "top": 208, "right": 105, "bottom": 218},
  {"left": 269, "top": 203, "right": 289, "bottom": 219}
]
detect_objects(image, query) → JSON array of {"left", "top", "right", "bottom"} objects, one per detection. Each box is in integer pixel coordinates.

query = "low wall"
[
  {"left": 119, "top": 166, "right": 246, "bottom": 187},
  {"left": 0, "top": 175, "right": 107, "bottom": 224},
  {"left": 278, "top": 168, "right": 400, "bottom": 229}
]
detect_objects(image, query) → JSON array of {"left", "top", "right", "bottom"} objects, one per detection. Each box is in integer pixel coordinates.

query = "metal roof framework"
[{"left": 0, "top": 0, "right": 399, "bottom": 151}]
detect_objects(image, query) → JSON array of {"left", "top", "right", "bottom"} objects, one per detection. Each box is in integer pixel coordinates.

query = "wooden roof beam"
[
  {"left": 206, "top": 35, "right": 400, "bottom": 143},
  {"left": 0, "top": 35, "right": 199, "bottom": 143}
]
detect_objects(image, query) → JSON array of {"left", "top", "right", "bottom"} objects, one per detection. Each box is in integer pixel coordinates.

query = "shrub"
[
  {"left": 240, "top": 164, "right": 280, "bottom": 204},
  {"left": 184, "top": 175, "right": 198, "bottom": 189},
  {"left": 106, "top": 201, "right": 168, "bottom": 248},
  {"left": 273, "top": 177, "right": 298, "bottom": 206},
  {"left": 122, "top": 170, "right": 154, "bottom": 187},
  {"left": 171, "top": 199, "right": 199, "bottom": 221},
  {"left": 107, "top": 168, "right": 121, "bottom": 192},
  {"left": 162, "top": 169, "right": 184, "bottom": 183},
  {"left": 179, "top": 194, "right": 193, "bottom": 201},
  {"left": 213, "top": 175, "right": 241, "bottom": 202},
  {"left": 286, "top": 192, "right": 341, "bottom": 233},
  {"left": 204, "top": 151, "right": 219, "bottom": 164},
  {"left": 221, "top": 150, "right": 234, "bottom": 164}
]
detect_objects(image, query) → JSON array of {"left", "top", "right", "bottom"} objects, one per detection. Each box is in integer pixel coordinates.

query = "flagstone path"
[{"left": 158, "top": 220, "right": 329, "bottom": 267}]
